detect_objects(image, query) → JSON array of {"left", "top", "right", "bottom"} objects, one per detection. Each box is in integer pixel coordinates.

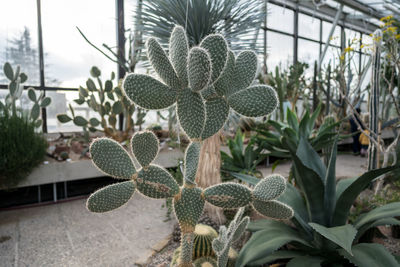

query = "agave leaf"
[
  {"left": 287, "top": 255, "right": 324, "bottom": 267},
  {"left": 324, "top": 139, "right": 337, "bottom": 226},
  {"left": 296, "top": 137, "right": 326, "bottom": 182},
  {"left": 356, "top": 218, "right": 400, "bottom": 240},
  {"left": 237, "top": 220, "right": 312, "bottom": 267},
  {"left": 332, "top": 165, "right": 398, "bottom": 226},
  {"left": 338, "top": 243, "right": 399, "bottom": 267},
  {"left": 354, "top": 202, "right": 400, "bottom": 229},
  {"left": 246, "top": 250, "right": 304, "bottom": 267},
  {"left": 309, "top": 223, "right": 357, "bottom": 256}
]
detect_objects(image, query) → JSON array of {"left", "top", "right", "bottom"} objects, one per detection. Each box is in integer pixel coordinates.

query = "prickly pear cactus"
[
  {"left": 56, "top": 66, "right": 139, "bottom": 142},
  {"left": 1, "top": 62, "right": 51, "bottom": 128},
  {"left": 86, "top": 26, "right": 293, "bottom": 267}
]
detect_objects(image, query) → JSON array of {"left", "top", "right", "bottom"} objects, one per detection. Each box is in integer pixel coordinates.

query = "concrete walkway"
[
  {"left": 0, "top": 154, "right": 368, "bottom": 266},
  {"left": 259, "top": 153, "right": 368, "bottom": 179},
  {"left": 0, "top": 194, "right": 175, "bottom": 267}
]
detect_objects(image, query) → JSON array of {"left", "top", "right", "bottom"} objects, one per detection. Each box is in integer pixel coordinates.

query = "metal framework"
[{"left": 1, "top": 0, "right": 397, "bottom": 132}]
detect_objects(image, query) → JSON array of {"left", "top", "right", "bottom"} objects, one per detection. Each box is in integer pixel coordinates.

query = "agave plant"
[
  {"left": 221, "top": 129, "right": 265, "bottom": 180},
  {"left": 235, "top": 138, "right": 400, "bottom": 266},
  {"left": 253, "top": 104, "right": 341, "bottom": 160}
]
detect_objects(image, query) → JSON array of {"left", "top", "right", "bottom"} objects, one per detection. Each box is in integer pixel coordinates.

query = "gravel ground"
[{"left": 147, "top": 239, "right": 180, "bottom": 267}]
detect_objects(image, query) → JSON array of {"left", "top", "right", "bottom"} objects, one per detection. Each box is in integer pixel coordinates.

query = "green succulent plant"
[
  {"left": 221, "top": 129, "right": 265, "bottom": 181},
  {"left": 236, "top": 139, "right": 400, "bottom": 266},
  {"left": 86, "top": 26, "right": 293, "bottom": 267},
  {"left": 56, "top": 66, "right": 143, "bottom": 142},
  {"left": 1, "top": 62, "right": 51, "bottom": 128}
]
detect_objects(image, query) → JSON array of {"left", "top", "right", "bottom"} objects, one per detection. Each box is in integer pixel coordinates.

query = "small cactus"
[
  {"left": 57, "top": 66, "right": 139, "bottom": 142},
  {"left": 86, "top": 26, "right": 293, "bottom": 267},
  {"left": 1, "top": 62, "right": 51, "bottom": 128},
  {"left": 212, "top": 208, "right": 249, "bottom": 267}
]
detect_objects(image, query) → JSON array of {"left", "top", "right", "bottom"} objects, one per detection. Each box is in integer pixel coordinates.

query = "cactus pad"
[
  {"left": 131, "top": 131, "right": 159, "bottom": 167},
  {"left": 146, "top": 38, "right": 181, "bottom": 89},
  {"left": 87, "top": 181, "right": 135, "bottom": 212},
  {"left": 90, "top": 138, "right": 136, "bottom": 179},
  {"left": 252, "top": 199, "right": 294, "bottom": 220},
  {"left": 136, "top": 165, "right": 180, "bottom": 199},
  {"left": 174, "top": 187, "right": 205, "bottom": 231},
  {"left": 214, "top": 51, "right": 234, "bottom": 96},
  {"left": 227, "top": 85, "right": 278, "bottom": 117},
  {"left": 188, "top": 47, "right": 212, "bottom": 92},
  {"left": 201, "top": 97, "right": 229, "bottom": 140},
  {"left": 253, "top": 174, "right": 286, "bottom": 201},
  {"left": 199, "top": 34, "right": 228, "bottom": 83},
  {"left": 232, "top": 51, "right": 258, "bottom": 93},
  {"left": 123, "top": 74, "right": 177, "bottom": 110},
  {"left": 204, "top": 183, "right": 252, "bottom": 209},
  {"left": 169, "top": 25, "right": 189, "bottom": 87},
  {"left": 177, "top": 88, "right": 205, "bottom": 139},
  {"left": 184, "top": 142, "right": 202, "bottom": 185}
]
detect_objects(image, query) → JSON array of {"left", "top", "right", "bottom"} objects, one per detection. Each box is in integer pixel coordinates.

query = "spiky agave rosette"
[{"left": 86, "top": 25, "right": 293, "bottom": 267}]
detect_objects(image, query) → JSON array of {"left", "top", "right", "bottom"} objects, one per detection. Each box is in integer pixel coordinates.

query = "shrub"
[{"left": 0, "top": 112, "right": 47, "bottom": 188}]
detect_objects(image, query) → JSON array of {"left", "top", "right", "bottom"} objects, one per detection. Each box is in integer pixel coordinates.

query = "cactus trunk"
[
  {"left": 195, "top": 133, "right": 226, "bottom": 224},
  {"left": 180, "top": 232, "right": 195, "bottom": 267},
  {"left": 368, "top": 30, "right": 382, "bottom": 171}
]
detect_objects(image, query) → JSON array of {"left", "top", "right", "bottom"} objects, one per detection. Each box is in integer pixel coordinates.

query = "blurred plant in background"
[
  {"left": 56, "top": 66, "right": 140, "bottom": 142},
  {"left": 221, "top": 129, "right": 265, "bottom": 181},
  {"left": 0, "top": 62, "right": 48, "bottom": 188}
]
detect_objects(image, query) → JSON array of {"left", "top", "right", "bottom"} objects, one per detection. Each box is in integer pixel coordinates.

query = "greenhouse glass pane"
[
  {"left": 298, "top": 39, "right": 320, "bottom": 66},
  {"left": 267, "top": 4, "right": 293, "bottom": 34},
  {"left": 299, "top": 13, "right": 320, "bottom": 41},
  {"left": 0, "top": 0, "right": 40, "bottom": 85},
  {"left": 322, "top": 21, "right": 341, "bottom": 47},
  {"left": 266, "top": 31, "right": 293, "bottom": 71},
  {"left": 321, "top": 45, "right": 341, "bottom": 69},
  {"left": 41, "top": 0, "right": 117, "bottom": 88}
]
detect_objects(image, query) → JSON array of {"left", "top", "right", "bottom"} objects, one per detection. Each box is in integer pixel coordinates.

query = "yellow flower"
[
  {"left": 396, "top": 34, "right": 400, "bottom": 39},
  {"left": 340, "top": 55, "right": 345, "bottom": 61},
  {"left": 380, "top": 15, "right": 394, "bottom": 21},
  {"left": 344, "top": 47, "right": 354, "bottom": 53}
]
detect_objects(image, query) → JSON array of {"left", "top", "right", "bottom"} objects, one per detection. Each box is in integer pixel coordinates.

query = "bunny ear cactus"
[
  {"left": 57, "top": 66, "right": 138, "bottom": 142},
  {"left": 123, "top": 25, "right": 279, "bottom": 141},
  {"left": 87, "top": 25, "right": 292, "bottom": 267},
  {"left": 1, "top": 62, "right": 50, "bottom": 128}
]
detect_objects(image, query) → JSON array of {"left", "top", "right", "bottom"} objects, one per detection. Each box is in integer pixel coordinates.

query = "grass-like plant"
[
  {"left": 0, "top": 112, "right": 47, "bottom": 188},
  {"left": 85, "top": 26, "right": 294, "bottom": 266}
]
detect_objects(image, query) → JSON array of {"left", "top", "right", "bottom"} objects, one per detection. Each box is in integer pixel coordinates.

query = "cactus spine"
[{"left": 86, "top": 26, "right": 293, "bottom": 267}]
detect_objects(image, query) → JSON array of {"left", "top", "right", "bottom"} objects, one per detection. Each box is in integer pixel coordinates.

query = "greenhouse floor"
[
  {"left": 0, "top": 154, "right": 367, "bottom": 266},
  {"left": 0, "top": 194, "right": 175, "bottom": 267}
]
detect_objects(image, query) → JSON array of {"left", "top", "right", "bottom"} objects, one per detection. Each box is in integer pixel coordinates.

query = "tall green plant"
[
  {"left": 85, "top": 26, "right": 293, "bottom": 267},
  {"left": 236, "top": 138, "right": 400, "bottom": 266}
]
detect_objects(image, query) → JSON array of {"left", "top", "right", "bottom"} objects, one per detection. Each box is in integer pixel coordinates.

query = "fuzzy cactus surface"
[{"left": 86, "top": 25, "right": 293, "bottom": 267}]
